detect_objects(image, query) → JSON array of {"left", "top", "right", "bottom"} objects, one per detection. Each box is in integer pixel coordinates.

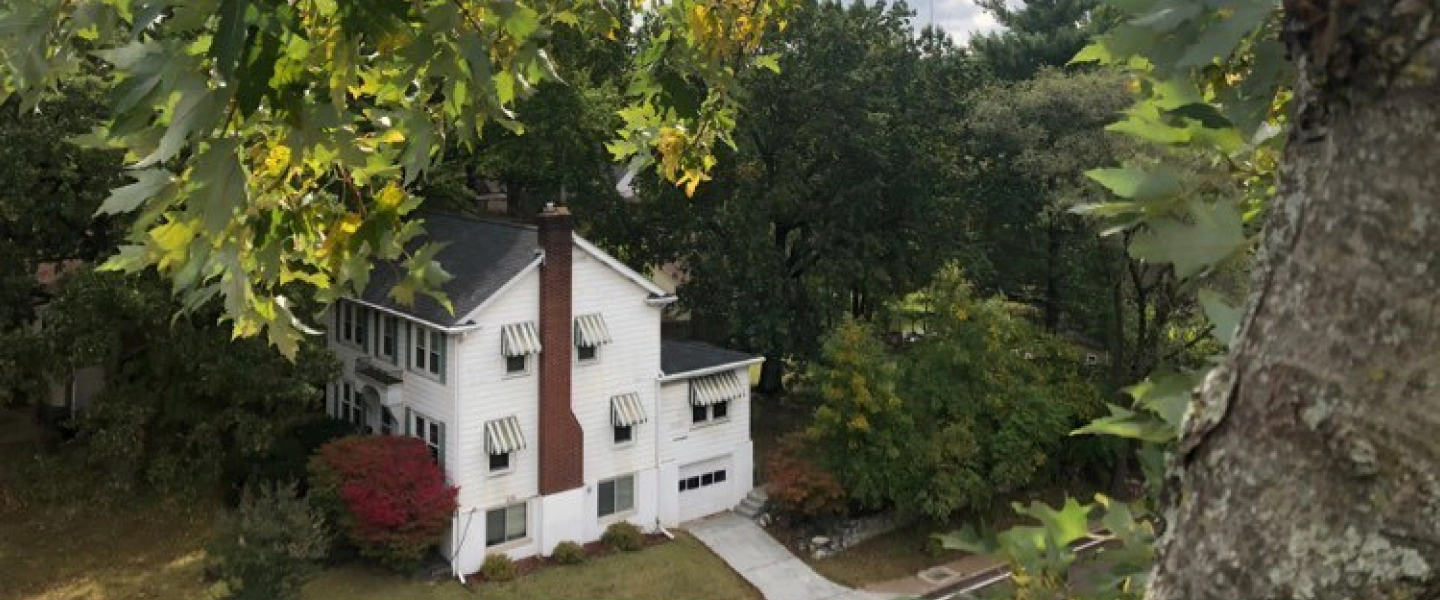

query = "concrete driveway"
[{"left": 686, "top": 513, "right": 896, "bottom": 600}]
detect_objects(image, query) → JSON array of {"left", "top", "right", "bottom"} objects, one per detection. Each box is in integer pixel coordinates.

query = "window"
[
  {"left": 411, "top": 325, "right": 445, "bottom": 379},
  {"left": 613, "top": 424, "right": 633, "bottom": 444},
  {"left": 576, "top": 344, "right": 598, "bottom": 362},
  {"left": 678, "top": 469, "right": 727, "bottom": 491},
  {"left": 505, "top": 354, "right": 528, "bottom": 375},
  {"left": 336, "top": 302, "right": 374, "bottom": 351},
  {"left": 598, "top": 475, "right": 635, "bottom": 517},
  {"left": 379, "top": 315, "right": 399, "bottom": 363},
  {"left": 485, "top": 503, "right": 527, "bottom": 547},
  {"left": 338, "top": 382, "right": 365, "bottom": 428},
  {"left": 410, "top": 413, "right": 444, "bottom": 467},
  {"left": 489, "top": 451, "right": 511, "bottom": 472},
  {"left": 692, "top": 400, "right": 730, "bottom": 425},
  {"left": 380, "top": 407, "right": 396, "bottom": 435}
]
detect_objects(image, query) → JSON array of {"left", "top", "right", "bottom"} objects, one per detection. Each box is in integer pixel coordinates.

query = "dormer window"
[{"left": 573, "top": 313, "right": 611, "bottom": 364}]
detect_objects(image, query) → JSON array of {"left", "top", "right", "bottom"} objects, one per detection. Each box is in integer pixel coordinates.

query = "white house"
[{"left": 324, "top": 206, "right": 761, "bottom": 575}]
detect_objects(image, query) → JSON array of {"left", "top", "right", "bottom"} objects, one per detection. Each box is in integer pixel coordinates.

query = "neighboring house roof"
[
  {"left": 360, "top": 213, "right": 540, "bottom": 327},
  {"left": 660, "top": 340, "right": 761, "bottom": 379}
]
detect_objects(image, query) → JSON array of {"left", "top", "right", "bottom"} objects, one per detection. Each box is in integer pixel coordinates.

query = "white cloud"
[{"left": 906, "top": 0, "right": 1009, "bottom": 43}]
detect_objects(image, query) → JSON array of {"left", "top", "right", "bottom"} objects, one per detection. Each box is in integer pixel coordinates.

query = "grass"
[
  {"left": 0, "top": 439, "right": 219, "bottom": 600},
  {"left": 0, "top": 435, "right": 758, "bottom": 600},
  {"left": 804, "top": 522, "right": 967, "bottom": 588},
  {"left": 304, "top": 533, "right": 759, "bottom": 600}
]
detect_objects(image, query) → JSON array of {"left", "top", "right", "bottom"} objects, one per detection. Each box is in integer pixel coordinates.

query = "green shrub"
[
  {"left": 207, "top": 482, "right": 331, "bottom": 600},
  {"left": 480, "top": 553, "right": 517, "bottom": 582},
  {"left": 601, "top": 521, "right": 645, "bottom": 552},
  {"left": 551, "top": 541, "right": 587, "bottom": 565},
  {"left": 245, "top": 417, "right": 357, "bottom": 492}
]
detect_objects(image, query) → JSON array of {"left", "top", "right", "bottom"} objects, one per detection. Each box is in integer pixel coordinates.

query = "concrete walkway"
[{"left": 686, "top": 512, "right": 896, "bottom": 600}]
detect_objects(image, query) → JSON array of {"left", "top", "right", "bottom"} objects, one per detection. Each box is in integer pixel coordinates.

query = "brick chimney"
[{"left": 537, "top": 203, "right": 584, "bottom": 495}]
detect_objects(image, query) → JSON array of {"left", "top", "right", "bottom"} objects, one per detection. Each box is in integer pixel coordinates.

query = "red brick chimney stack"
[{"left": 537, "top": 203, "right": 584, "bottom": 495}]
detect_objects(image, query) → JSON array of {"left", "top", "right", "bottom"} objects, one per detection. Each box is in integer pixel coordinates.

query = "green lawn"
[
  {"left": 1, "top": 438, "right": 757, "bottom": 600},
  {"left": 804, "top": 522, "right": 967, "bottom": 588},
  {"left": 305, "top": 534, "right": 759, "bottom": 600}
]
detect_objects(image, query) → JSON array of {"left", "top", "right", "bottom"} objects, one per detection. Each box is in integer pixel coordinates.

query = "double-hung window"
[
  {"left": 485, "top": 503, "right": 527, "bottom": 547},
  {"left": 411, "top": 325, "right": 445, "bottom": 380},
  {"left": 338, "top": 381, "right": 366, "bottom": 428},
  {"left": 410, "top": 412, "right": 444, "bottom": 467},
  {"left": 378, "top": 315, "right": 399, "bottom": 363},
  {"left": 573, "top": 313, "right": 611, "bottom": 364},
  {"left": 336, "top": 302, "right": 369, "bottom": 350},
  {"left": 598, "top": 475, "right": 635, "bottom": 518}
]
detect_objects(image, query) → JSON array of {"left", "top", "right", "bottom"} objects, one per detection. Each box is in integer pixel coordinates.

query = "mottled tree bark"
[{"left": 1148, "top": 3, "right": 1440, "bottom": 599}]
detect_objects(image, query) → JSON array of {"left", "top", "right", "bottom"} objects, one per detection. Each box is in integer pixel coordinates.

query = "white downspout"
[{"left": 653, "top": 371, "right": 664, "bottom": 533}]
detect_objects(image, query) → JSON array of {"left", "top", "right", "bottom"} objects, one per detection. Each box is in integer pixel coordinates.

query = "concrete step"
[
  {"left": 735, "top": 503, "right": 760, "bottom": 519},
  {"left": 739, "top": 496, "right": 765, "bottom": 511},
  {"left": 745, "top": 487, "right": 769, "bottom": 503}
]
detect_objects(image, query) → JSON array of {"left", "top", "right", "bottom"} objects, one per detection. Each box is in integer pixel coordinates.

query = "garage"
[{"left": 677, "top": 455, "right": 733, "bottom": 522}]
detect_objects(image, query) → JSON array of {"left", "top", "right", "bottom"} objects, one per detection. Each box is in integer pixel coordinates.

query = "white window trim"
[
  {"left": 597, "top": 475, "right": 637, "bottom": 521},
  {"left": 612, "top": 424, "right": 636, "bottom": 447},
  {"left": 484, "top": 502, "right": 530, "bottom": 549},
  {"left": 690, "top": 401, "right": 732, "bottom": 428},
  {"left": 488, "top": 451, "right": 515, "bottom": 476},
  {"left": 409, "top": 411, "right": 444, "bottom": 468},
  {"left": 377, "top": 314, "right": 399, "bottom": 364},
  {"left": 502, "top": 354, "right": 531, "bottom": 379},
  {"left": 337, "top": 302, "right": 368, "bottom": 350},
  {"left": 408, "top": 325, "right": 445, "bottom": 382},
  {"left": 575, "top": 343, "right": 600, "bottom": 365}
]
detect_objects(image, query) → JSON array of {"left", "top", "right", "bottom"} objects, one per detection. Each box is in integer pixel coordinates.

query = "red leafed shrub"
[
  {"left": 766, "top": 432, "right": 847, "bottom": 524},
  {"left": 308, "top": 436, "right": 458, "bottom": 571}
]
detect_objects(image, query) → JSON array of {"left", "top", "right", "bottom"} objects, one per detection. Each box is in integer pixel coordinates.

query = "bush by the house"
[
  {"left": 480, "top": 553, "right": 517, "bottom": 582},
  {"left": 206, "top": 482, "right": 331, "bottom": 600},
  {"left": 244, "top": 417, "right": 357, "bottom": 493},
  {"left": 601, "top": 521, "right": 645, "bottom": 552},
  {"left": 307, "top": 436, "right": 458, "bottom": 572},
  {"left": 551, "top": 540, "right": 587, "bottom": 565},
  {"left": 765, "top": 432, "right": 847, "bottom": 524}
]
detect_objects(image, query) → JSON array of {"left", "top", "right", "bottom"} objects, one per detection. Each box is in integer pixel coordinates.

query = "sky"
[{"left": 906, "top": 0, "right": 1006, "bottom": 43}]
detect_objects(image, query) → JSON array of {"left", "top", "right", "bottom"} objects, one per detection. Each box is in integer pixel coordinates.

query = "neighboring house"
[
  {"left": 324, "top": 206, "right": 761, "bottom": 575},
  {"left": 31, "top": 261, "right": 104, "bottom": 420}
]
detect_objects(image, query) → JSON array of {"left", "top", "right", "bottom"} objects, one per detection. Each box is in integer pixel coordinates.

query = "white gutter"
[
  {"left": 346, "top": 297, "right": 486, "bottom": 334},
  {"left": 646, "top": 295, "right": 679, "bottom": 307},
  {"left": 657, "top": 357, "right": 765, "bottom": 383}
]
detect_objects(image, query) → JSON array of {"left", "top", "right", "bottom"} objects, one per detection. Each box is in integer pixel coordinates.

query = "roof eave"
[{"left": 658, "top": 356, "right": 766, "bottom": 382}]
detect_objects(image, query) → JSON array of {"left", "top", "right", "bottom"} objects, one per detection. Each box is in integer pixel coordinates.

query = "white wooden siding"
[{"left": 657, "top": 367, "right": 753, "bottom": 467}]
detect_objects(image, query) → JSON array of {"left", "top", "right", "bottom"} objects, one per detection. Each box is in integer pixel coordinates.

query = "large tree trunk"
[{"left": 1148, "top": 4, "right": 1440, "bottom": 599}]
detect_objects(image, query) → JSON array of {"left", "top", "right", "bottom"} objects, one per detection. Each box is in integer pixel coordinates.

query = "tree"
[
  {"left": 1144, "top": 2, "right": 1440, "bottom": 598},
  {"left": 0, "top": 83, "right": 123, "bottom": 328},
  {"left": 599, "top": 0, "right": 981, "bottom": 391},
  {"left": 805, "top": 268, "right": 1110, "bottom": 521},
  {"left": 807, "top": 317, "right": 911, "bottom": 510},
  {"left": 35, "top": 269, "right": 339, "bottom": 493},
  {"left": 968, "top": 0, "right": 1112, "bottom": 80},
  {"left": 0, "top": 0, "right": 794, "bottom": 355},
  {"left": 949, "top": 1, "right": 1440, "bottom": 598},
  {"left": 960, "top": 68, "right": 1132, "bottom": 339}
]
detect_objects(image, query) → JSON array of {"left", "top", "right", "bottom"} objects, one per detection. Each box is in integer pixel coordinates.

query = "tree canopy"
[{"left": 0, "top": 0, "right": 793, "bottom": 355}]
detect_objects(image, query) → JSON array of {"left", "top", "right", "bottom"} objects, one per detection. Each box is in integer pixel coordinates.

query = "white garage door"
[{"left": 678, "top": 456, "right": 733, "bottom": 522}]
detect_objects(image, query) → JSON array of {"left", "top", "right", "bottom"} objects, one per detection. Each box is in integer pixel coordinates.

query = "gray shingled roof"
[
  {"left": 360, "top": 212, "right": 539, "bottom": 327},
  {"left": 661, "top": 340, "right": 759, "bottom": 377}
]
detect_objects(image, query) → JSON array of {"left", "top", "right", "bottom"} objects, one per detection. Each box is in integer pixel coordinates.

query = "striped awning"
[
  {"left": 484, "top": 416, "right": 526, "bottom": 455},
  {"left": 500, "top": 322, "right": 542, "bottom": 357},
  {"left": 574, "top": 313, "right": 612, "bottom": 347},
  {"left": 690, "top": 371, "right": 745, "bottom": 406},
  {"left": 610, "top": 392, "right": 648, "bottom": 426}
]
